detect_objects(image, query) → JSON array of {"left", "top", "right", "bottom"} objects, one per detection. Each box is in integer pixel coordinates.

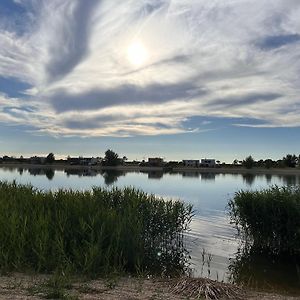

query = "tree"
[
  {"left": 46, "top": 153, "right": 55, "bottom": 164},
  {"left": 103, "top": 149, "right": 120, "bottom": 166},
  {"left": 264, "top": 159, "right": 274, "bottom": 169},
  {"left": 283, "top": 154, "right": 297, "bottom": 168},
  {"left": 242, "top": 155, "right": 255, "bottom": 169},
  {"left": 233, "top": 159, "right": 239, "bottom": 165}
]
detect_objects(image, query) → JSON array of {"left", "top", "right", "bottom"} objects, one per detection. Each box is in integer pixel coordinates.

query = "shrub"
[{"left": 228, "top": 185, "right": 300, "bottom": 256}]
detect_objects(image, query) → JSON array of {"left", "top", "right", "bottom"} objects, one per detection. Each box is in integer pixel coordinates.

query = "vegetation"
[
  {"left": 228, "top": 185, "right": 300, "bottom": 256},
  {"left": 46, "top": 153, "right": 55, "bottom": 164},
  {"left": 0, "top": 181, "right": 193, "bottom": 277},
  {"left": 102, "top": 149, "right": 123, "bottom": 166},
  {"left": 242, "top": 155, "right": 254, "bottom": 169}
]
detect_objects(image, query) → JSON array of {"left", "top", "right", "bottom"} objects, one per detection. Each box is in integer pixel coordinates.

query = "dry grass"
[{"left": 171, "top": 277, "right": 244, "bottom": 300}]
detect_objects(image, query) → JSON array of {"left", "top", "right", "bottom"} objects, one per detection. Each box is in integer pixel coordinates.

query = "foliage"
[
  {"left": 228, "top": 185, "right": 300, "bottom": 256},
  {"left": 46, "top": 153, "right": 55, "bottom": 164},
  {"left": 242, "top": 156, "right": 255, "bottom": 169},
  {"left": 103, "top": 149, "right": 121, "bottom": 166},
  {"left": 0, "top": 181, "right": 193, "bottom": 277},
  {"left": 283, "top": 154, "right": 298, "bottom": 168}
]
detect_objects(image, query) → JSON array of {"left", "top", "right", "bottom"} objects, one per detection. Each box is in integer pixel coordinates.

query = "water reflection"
[
  {"left": 100, "top": 170, "right": 126, "bottom": 185},
  {"left": 201, "top": 173, "right": 215, "bottom": 181},
  {"left": 182, "top": 172, "right": 200, "bottom": 178},
  {"left": 229, "top": 245, "right": 300, "bottom": 292},
  {"left": 65, "top": 169, "right": 97, "bottom": 177},
  {"left": 265, "top": 173, "right": 272, "bottom": 183},
  {"left": 28, "top": 168, "right": 56, "bottom": 181},
  {"left": 242, "top": 173, "right": 256, "bottom": 186},
  {"left": 45, "top": 169, "right": 55, "bottom": 180},
  {"left": 147, "top": 171, "right": 164, "bottom": 179}
]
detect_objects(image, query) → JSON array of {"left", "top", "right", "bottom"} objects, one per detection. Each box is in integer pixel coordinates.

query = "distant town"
[{"left": 0, "top": 150, "right": 300, "bottom": 169}]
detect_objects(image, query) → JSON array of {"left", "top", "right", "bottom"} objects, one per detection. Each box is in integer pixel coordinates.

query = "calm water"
[{"left": 0, "top": 167, "right": 299, "bottom": 292}]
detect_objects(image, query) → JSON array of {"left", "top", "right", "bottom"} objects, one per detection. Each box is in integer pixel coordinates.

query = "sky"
[{"left": 0, "top": 0, "right": 300, "bottom": 162}]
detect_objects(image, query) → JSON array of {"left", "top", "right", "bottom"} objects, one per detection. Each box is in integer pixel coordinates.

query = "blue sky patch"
[
  {"left": 0, "top": 76, "right": 32, "bottom": 98},
  {"left": 258, "top": 34, "right": 300, "bottom": 50}
]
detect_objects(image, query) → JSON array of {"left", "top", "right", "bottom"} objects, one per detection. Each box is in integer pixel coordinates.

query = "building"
[
  {"left": 182, "top": 160, "right": 200, "bottom": 167},
  {"left": 30, "top": 156, "right": 46, "bottom": 164},
  {"left": 201, "top": 159, "right": 216, "bottom": 167},
  {"left": 148, "top": 157, "right": 164, "bottom": 166}
]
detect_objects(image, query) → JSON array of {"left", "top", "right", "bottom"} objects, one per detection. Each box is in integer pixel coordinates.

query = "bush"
[
  {"left": 228, "top": 185, "right": 300, "bottom": 256},
  {"left": 0, "top": 181, "right": 192, "bottom": 276}
]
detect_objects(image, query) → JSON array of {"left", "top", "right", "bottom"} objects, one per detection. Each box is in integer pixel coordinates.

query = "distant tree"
[
  {"left": 283, "top": 154, "right": 297, "bottom": 168},
  {"left": 46, "top": 153, "right": 55, "bottom": 164},
  {"left": 242, "top": 155, "right": 255, "bottom": 169},
  {"left": 103, "top": 149, "right": 120, "bottom": 166},
  {"left": 256, "top": 159, "right": 264, "bottom": 168},
  {"left": 264, "top": 159, "right": 274, "bottom": 169},
  {"left": 233, "top": 159, "right": 239, "bottom": 165}
]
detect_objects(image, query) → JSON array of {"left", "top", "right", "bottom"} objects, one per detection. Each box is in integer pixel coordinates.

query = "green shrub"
[
  {"left": 228, "top": 185, "right": 300, "bottom": 255},
  {"left": 0, "top": 181, "right": 192, "bottom": 276}
]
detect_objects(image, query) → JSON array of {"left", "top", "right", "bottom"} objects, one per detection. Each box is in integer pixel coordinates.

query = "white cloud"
[{"left": 0, "top": 0, "right": 300, "bottom": 137}]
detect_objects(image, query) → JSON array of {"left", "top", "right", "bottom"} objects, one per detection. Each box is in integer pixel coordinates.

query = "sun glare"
[{"left": 127, "top": 42, "right": 148, "bottom": 67}]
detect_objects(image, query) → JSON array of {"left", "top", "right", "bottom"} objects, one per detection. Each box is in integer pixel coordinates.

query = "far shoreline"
[{"left": 1, "top": 162, "right": 300, "bottom": 175}]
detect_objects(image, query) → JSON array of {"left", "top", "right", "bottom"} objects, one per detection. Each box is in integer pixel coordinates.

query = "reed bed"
[
  {"left": 0, "top": 181, "right": 193, "bottom": 276},
  {"left": 228, "top": 185, "right": 300, "bottom": 256}
]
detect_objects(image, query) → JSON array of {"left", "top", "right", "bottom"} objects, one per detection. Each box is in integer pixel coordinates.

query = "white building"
[{"left": 201, "top": 159, "right": 216, "bottom": 167}]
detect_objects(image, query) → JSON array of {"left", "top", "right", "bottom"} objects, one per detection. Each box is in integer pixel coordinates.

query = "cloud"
[
  {"left": 0, "top": 0, "right": 300, "bottom": 137},
  {"left": 49, "top": 81, "right": 207, "bottom": 112},
  {"left": 205, "top": 93, "right": 283, "bottom": 109},
  {"left": 45, "top": 0, "right": 100, "bottom": 83}
]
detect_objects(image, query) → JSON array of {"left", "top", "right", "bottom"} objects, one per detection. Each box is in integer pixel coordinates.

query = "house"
[
  {"left": 182, "top": 160, "right": 199, "bottom": 167},
  {"left": 148, "top": 158, "right": 164, "bottom": 166},
  {"left": 89, "top": 157, "right": 102, "bottom": 166},
  {"left": 30, "top": 156, "right": 46, "bottom": 164},
  {"left": 67, "top": 157, "right": 81, "bottom": 165},
  {"left": 201, "top": 159, "right": 216, "bottom": 168},
  {"left": 201, "top": 159, "right": 216, "bottom": 167}
]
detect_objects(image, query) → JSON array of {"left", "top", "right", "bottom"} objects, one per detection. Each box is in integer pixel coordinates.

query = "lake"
[{"left": 0, "top": 166, "right": 299, "bottom": 292}]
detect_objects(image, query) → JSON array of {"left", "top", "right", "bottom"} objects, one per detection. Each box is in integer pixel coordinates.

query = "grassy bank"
[{"left": 0, "top": 181, "right": 192, "bottom": 277}]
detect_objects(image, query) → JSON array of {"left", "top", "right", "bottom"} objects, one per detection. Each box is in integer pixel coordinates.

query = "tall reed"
[
  {"left": 0, "top": 181, "right": 193, "bottom": 276},
  {"left": 228, "top": 185, "right": 300, "bottom": 256}
]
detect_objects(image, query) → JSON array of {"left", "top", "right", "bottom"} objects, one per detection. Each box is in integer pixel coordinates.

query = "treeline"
[
  {"left": 234, "top": 154, "right": 300, "bottom": 169},
  {"left": 0, "top": 150, "right": 126, "bottom": 167}
]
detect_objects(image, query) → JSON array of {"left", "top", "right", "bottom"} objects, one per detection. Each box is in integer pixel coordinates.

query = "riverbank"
[
  {"left": 1, "top": 162, "right": 300, "bottom": 175},
  {"left": 0, "top": 273, "right": 298, "bottom": 300}
]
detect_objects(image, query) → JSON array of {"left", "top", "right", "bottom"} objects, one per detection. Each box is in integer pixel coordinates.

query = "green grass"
[
  {"left": 228, "top": 185, "right": 300, "bottom": 256},
  {"left": 0, "top": 181, "right": 193, "bottom": 277}
]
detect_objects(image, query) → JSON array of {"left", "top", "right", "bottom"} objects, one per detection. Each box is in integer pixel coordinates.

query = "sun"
[{"left": 127, "top": 41, "right": 148, "bottom": 67}]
